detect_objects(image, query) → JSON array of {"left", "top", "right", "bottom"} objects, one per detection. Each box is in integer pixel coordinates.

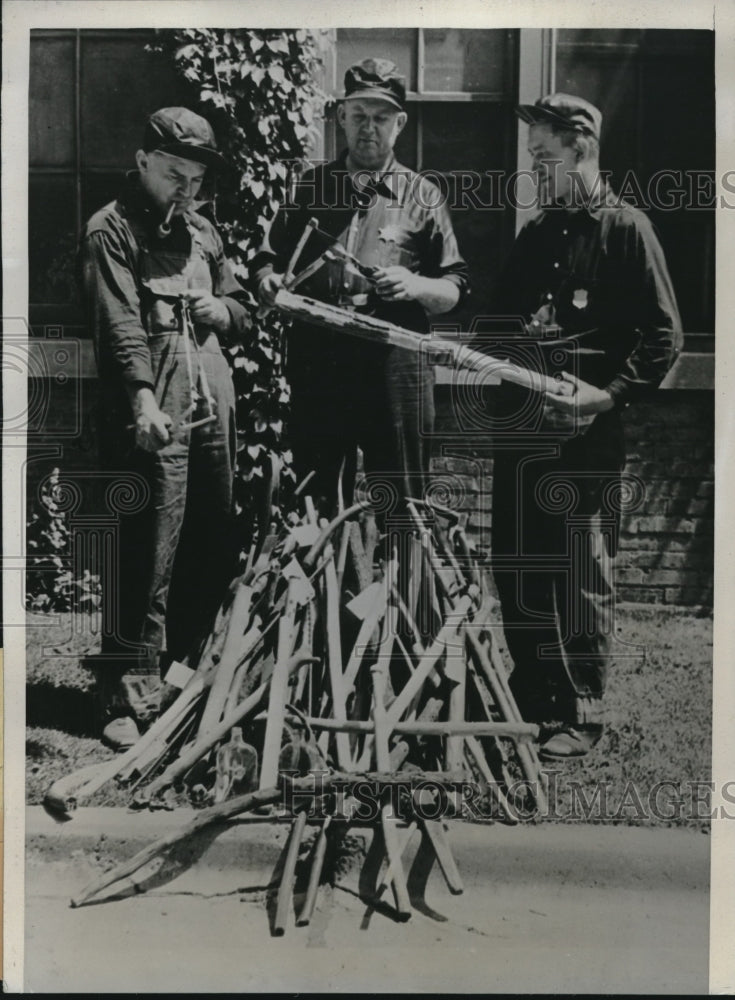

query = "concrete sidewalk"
[{"left": 24, "top": 807, "right": 710, "bottom": 993}]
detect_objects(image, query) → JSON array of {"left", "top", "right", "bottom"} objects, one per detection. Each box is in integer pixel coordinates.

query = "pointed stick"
[
  {"left": 71, "top": 784, "right": 284, "bottom": 908},
  {"left": 296, "top": 815, "right": 331, "bottom": 927},
  {"left": 274, "top": 810, "right": 309, "bottom": 936}
]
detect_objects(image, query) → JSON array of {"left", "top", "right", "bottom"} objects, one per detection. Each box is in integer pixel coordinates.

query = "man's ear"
[
  {"left": 336, "top": 103, "right": 346, "bottom": 129},
  {"left": 395, "top": 111, "right": 408, "bottom": 136},
  {"left": 135, "top": 149, "right": 148, "bottom": 173}
]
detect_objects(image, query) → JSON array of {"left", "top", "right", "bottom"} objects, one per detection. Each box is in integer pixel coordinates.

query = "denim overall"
[{"left": 99, "top": 214, "right": 237, "bottom": 726}]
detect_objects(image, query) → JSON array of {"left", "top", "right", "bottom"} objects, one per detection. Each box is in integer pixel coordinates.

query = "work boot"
[
  {"left": 101, "top": 715, "right": 141, "bottom": 752},
  {"left": 538, "top": 724, "right": 603, "bottom": 762}
]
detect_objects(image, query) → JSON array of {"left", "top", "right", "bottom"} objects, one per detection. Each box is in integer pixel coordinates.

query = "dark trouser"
[
  {"left": 97, "top": 342, "right": 237, "bottom": 726},
  {"left": 491, "top": 414, "right": 624, "bottom": 725},
  {"left": 287, "top": 329, "right": 434, "bottom": 515}
]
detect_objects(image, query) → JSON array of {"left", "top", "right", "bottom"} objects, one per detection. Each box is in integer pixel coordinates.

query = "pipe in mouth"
[{"left": 157, "top": 202, "right": 176, "bottom": 238}]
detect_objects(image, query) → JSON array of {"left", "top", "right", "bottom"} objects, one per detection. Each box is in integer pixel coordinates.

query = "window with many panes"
[{"left": 29, "top": 29, "right": 189, "bottom": 327}]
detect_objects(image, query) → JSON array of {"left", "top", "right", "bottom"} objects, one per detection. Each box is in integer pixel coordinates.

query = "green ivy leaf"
[{"left": 266, "top": 37, "right": 290, "bottom": 54}]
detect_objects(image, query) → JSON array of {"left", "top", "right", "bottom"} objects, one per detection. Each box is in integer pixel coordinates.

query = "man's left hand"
[
  {"left": 545, "top": 372, "right": 615, "bottom": 416},
  {"left": 184, "top": 290, "right": 231, "bottom": 332},
  {"left": 373, "top": 265, "right": 423, "bottom": 302},
  {"left": 542, "top": 372, "right": 614, "bottom": 432}
]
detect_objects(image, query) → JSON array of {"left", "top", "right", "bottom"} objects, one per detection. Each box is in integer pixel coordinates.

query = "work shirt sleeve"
[
  {"left": 603, "top": 213, "right": 683, "bottom": 406},
  {"left": 425, "top": 199, "right": 470, "bottom": 305},
  {"left": 80, "top": 228, "right": 155, "bottom": 389}
]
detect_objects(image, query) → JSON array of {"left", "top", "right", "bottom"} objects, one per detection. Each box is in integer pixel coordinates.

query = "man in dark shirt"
[
  {"left": 487, "top": 93, "right": 682, "bottom": 760},
  {"left": 253, "top": 57, "right": 469, "bottom": 512},
  {"left": 79, "top": 108, "right": 250, "bottom": 748}
]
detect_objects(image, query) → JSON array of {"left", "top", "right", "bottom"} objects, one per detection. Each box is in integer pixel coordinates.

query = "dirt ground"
[{"left": 25, "top": 604, "right": 713, "bottom": 827}]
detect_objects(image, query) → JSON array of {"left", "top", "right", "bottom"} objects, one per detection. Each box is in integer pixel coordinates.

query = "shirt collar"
[
  {"left": 336, "top": 150, "right": 403, "bottom": 202},
  {"left": 541, "top": 179, "right": 618, "bottom": 222},
  {"left": 582, "top": 181, "right": 619, "bottom": 218}
]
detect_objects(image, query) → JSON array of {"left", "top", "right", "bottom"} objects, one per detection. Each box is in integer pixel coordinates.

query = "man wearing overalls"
[{"left": 80, "top": 108, "right": 251, "bottom": 749}]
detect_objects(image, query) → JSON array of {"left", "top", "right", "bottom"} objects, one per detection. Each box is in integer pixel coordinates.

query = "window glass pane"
[
  {"left": 422, "top": 29, "right": 512, "bottom": 93},
  {"left": 30, "top": 35, "right": 75, "bottom": 167},
  {"left": 335, "top": 29, "right": 417, "bottom": 93},
  {"left": 555, "top": 50, "right": 639, "bottom": 189},
  {"left": 82, "top": 171, "right": 127, "bottom": 223},
  {"left": 557, "top": 34, "right": 715, "bottom": 334},
  {"left": 29, "top": 175, "right": 77, "bottom": 304},
  {"left": 421, "top": 102, "right": 514, "bottom": 327},
  {"left": 557, "top": 29, "right": 645, "bottom": 46},
  {"left": 80, "top": 32, "right": 190, "bottom": 168}
]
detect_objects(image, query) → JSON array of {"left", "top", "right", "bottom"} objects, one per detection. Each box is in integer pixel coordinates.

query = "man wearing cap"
[
  {"left": 252, "top": 57, "right": 469, "bottom": 512},
  {"left": 486, "top": 93, "right": 681, "bottom": 760},
  {"left": 79, "top": 107, "right": 251, "bottom": 749}
]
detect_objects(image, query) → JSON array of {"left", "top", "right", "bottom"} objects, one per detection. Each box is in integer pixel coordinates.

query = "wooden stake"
[
  {"left": 274, "top": 810, "right": 308, "bottom": 935},
  {"left": 296, "top": 816, "right": 332, "bottom": 927}
]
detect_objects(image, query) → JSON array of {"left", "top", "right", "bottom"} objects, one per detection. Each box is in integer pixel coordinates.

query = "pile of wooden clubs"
[{"left": 48, "top": 479, "right": 547, "bottom": 927}]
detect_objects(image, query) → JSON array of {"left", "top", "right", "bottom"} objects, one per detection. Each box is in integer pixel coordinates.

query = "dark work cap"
[
  {"left": 516, "top": 93, "right": 602, "bottom": 140},
  {"left": 142, "top": 107, "right": 226, "bottom": 170},
  {"left": 344, "top": 57, "right": 406, "bottom": 110}
]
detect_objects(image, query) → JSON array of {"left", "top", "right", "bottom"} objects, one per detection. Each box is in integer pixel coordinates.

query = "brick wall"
[{"left": 431, "top": 387, "right": 714, "bottom": 608}]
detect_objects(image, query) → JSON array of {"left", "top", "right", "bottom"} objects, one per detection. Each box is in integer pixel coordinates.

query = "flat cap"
[
  {"left": 143, "top": 107, "right": 226, "bottom": 170},
  {"left": 516, "top": 93, "right": 602, "bottom": 140},
  {"left": 344, "top": 57, "right": 406, "bottom": 110}
]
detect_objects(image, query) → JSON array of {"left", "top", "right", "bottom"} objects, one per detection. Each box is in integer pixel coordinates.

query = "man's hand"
[
  {"left": 184, "top": 290, "right": 231, "bottom": 332},
  {"left": 257, "top": 272, "right": 285, "bottom": 307},
  {"left": 373, "top": 265, "right": 423, "bottom": 302},
  {"left": 373, "top": 266, "right": 460, "bottom": 314},
  {"left": 543, "top": 372, "right": 614, "bottom": 433},
  {"left": 128, "top": 387, "right": 173, "bottom": 452}
]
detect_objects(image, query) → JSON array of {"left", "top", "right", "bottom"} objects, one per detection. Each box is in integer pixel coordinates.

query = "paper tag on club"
[
  {"left": 164, "top": 660, "right": 195, "bottom": 690},
  {"left": 282, "top": 557, "right": 316, "bottom": 605},
  {"left": 346, "top": 581, "right": 385, "bottom": 620},
  {"left": 289, "top": 524, "right": 321, "bottom": 548}
]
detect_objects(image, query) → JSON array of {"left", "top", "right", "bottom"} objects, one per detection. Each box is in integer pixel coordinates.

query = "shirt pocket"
[
  {"left": 375, "top": 222, "right": 424, "bottom": 271},
  {"left": 140, "top": 271, "right": 188, "bottom": 335}
]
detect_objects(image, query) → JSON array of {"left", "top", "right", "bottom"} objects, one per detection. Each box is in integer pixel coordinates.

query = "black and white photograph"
[{"left": 3, "top": 0, "right": 734, "bottom": 992}]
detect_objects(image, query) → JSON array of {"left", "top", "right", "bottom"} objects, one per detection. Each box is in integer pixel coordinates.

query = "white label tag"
[
  {"left": 346, "top": 581, "right": 385, "bottom": 621},
  {"left": 289, "top": 524, "right": 321, "bottom": 548},
  {"left": 282, "top": 557, "right": 316, "bottom": 605},
  {"left": 164, "top": 660, "right": 195, "bottom": 689}
]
